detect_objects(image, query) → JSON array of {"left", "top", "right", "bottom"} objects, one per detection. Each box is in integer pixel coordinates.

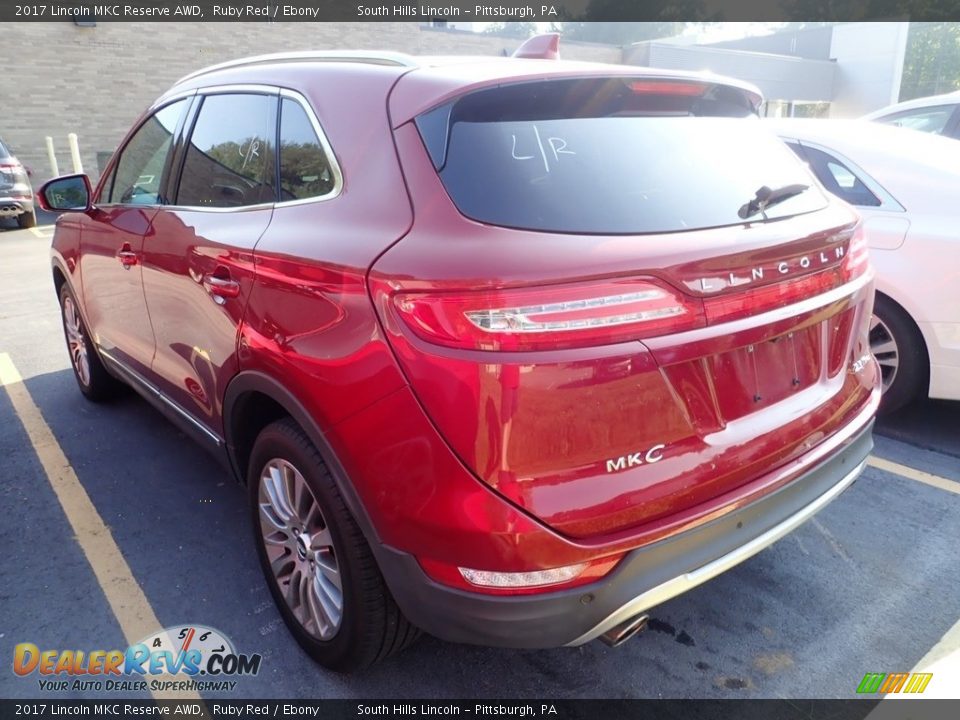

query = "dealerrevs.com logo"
[
  {"left": 13, "top": 625, "right": 262, "bottom": 693},
  {"left": 856, "top": 672, "right": 933, "bottom": 694}
]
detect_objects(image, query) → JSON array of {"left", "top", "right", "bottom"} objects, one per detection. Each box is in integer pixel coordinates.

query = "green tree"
[
  {"left": 553, "top": 0, "right": 711, "bottom": 45},
  {"left": 781, "top": 0, "right": 867, "bottom": 21},
  {"left": 482, "top": 22, "right": 539, "bottom": 39},
  {"left": 780, "top": 0, "right": 960, "bottom": 21},
  {"left": 899, "top": 22, "right": 960, "bottom": 100},
  {"left": 558, "top": 21, "right": 686, "bottom": 44}
]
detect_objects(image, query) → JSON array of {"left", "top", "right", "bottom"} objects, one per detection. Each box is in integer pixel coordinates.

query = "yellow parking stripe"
[
  {"left": 0, "top": 352, "right": 200, "bottom": 702},
  {"left": 867, "top": 456, "right": 960, "bottom": 496},
  {"left": 28, "top": 225, "right": 54, "bottom": 238},
  {"left": 909, "top": 617, "right": 960, "bottom": 698},
  {"left": 864, "top": 456, "right": 960, "bottom": 701}
]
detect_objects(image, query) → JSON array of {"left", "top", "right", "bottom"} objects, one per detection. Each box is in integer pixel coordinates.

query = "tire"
[
  {"left": 59, "top": 284, "right": 121, "bottom": 402},
  {"left": 249, "top": 418, "right": 419, "bottom": 671},
  {"left": 871, "top": 294, "right": 928, "bottom": 415},
  {"left": 17, "top": 210, "right": 37, "bottom": 229}
]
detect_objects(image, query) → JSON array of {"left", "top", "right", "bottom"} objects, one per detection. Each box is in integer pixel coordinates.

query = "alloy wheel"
[
  {"left": 869, "top": 314, "right": 899, "bottom": 394},
  {"left": 258, "top": 458, "right": 343, "bottom": 640},
  {"left": 63, "top": 297, "right": 90, "bottom": 387}
]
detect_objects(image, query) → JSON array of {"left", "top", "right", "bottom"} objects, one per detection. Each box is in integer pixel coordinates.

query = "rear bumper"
[
  {"left": 0, "top": 196, "right": 34, "bottom": 217},
  {"left": 919, "top": 320, "right": 960, "bottom": 402},
  {"left": 377, "top": 417, "right": 874, "bottom": 648}
]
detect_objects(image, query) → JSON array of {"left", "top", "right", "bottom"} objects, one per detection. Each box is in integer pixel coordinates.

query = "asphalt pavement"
[{"left": 1, "top": 216, "right": 957, "bottom": 700}]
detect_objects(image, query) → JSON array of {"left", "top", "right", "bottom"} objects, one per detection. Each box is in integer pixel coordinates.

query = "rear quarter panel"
[{"left": 235, "top": 64, "right": 415, "bottom": 430}]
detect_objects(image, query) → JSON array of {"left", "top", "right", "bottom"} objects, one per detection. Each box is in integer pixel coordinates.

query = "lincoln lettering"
[
  {"left": 697, "top": 244, "right": 846, "bottom": 293},
  {"left": 606, "top": 444, "right": 666, "bottom": 473}
]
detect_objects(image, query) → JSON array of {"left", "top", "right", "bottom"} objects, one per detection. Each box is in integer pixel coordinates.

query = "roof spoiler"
[{"left": 512, "top": 33, "right": 561, "bottom": 61}]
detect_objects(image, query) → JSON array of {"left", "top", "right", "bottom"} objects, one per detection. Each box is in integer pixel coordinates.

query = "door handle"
[
  {"left": 202, "top": 273, "right": 240, "bottom": 301},
  {"left": 116, "top": 243, "right": 138, "bottom": 269}
]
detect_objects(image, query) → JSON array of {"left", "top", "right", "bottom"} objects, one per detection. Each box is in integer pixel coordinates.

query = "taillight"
[
  {"left": 393, "top": 278, "right": 705, "bottom": 351},
  {"left": 704, "top": 270, "right": 841, "bottom": 324},
  {"left": 841, "top": 222, "right": 870, "bottom": 280},
  {"left": 0, "top": 161, "right": 30, "bottom": 187},
  {"left": 629, "top": 80, "right": 708, "bottom": 96},
  {"left": 418, "top": 555, "right": 623, "bottom": 596}
]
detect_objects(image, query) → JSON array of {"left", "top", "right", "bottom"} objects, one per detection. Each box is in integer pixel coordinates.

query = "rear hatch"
[{"left": 370, "top": 75, "right": 877, "bottom": 540}]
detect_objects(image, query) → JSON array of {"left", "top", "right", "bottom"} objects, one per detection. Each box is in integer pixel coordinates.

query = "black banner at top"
[{"left": 5, "top": 0, "right": 960, "bottom": 23}]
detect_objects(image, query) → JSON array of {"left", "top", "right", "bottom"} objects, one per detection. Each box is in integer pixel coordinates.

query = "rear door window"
[
  {"left": 176, "top": 93, "right": 277, "bottom": 208},
  {"left": 875, "top": 105, "right": 955, "bottom": 135},
  {"left": 417, "top": 78, "right": 827, "bottom": 235},
  {"left": 794, "top": 145, "right": 881, "bottom": 208},
  {"left": 278, "top": 97, "right": 339, "bottom": 201}
]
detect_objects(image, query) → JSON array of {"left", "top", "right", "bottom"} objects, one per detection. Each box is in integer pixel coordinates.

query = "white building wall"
[{"left": 829, "top": 23, "right": 909, "bottom": 118}]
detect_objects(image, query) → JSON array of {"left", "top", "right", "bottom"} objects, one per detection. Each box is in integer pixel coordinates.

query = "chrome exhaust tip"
[{"left": 600, "top": 614, "right": 648, "bottom": 648}]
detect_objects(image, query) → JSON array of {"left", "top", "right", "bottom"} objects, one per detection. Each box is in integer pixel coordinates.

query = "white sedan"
[
  {"left": 861, "top": 90, "right": 960, "bottom": 139},
  {"left": 768, "top": 119, "right": 960, "bottom": 412}
]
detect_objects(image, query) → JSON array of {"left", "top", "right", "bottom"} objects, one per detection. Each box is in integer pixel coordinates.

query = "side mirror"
[{"left": 37, "top": 174, "right": 93, "bottom": 213}]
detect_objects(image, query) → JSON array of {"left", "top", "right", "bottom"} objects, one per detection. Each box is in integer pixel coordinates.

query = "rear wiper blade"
[{"left": 738, "top": 183, "right": 810, "bottom": 220}]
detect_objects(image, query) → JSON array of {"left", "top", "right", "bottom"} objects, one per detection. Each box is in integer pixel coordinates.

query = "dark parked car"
[
  {"left": 39, "top": 37, "right": 881, "bottom": 671},
  {"left": 0, "top": 137, "right": 36, "bottom": 229}
]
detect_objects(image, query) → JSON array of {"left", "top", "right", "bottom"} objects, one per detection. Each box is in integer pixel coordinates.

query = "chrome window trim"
[
  {"left": 165, "top": 85, "right": 279, "bottom": 213},
  {"left": 155, "top": 84, "right": 343, "bottom": 213},
  {"left": 275, "top": 87, "right": 344, "bottom": 207},
  {"left": 792, "top": 138, "right": 905, "bottom": 213},
  {"left": 188, "top": 83, "right": 280, "bottom": 96},
  {"left": 97, "top": 94, "right": 195, "bottom": 209},
  {"left": 156, "top": 201, "right": 278, "bottom": 214},
  {"left": 147, "top": 87, "right": 198, "bottom": 113}
]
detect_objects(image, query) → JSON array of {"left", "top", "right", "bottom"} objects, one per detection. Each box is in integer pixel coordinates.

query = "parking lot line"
[
  {"left": 28, "top": 225, "right": 54, "bottom": 238},
  {"left": 0, "top": 352, "right": 201, "bottom": 702},
  {"left": 867, "top": 456, "right": 960, "bottom": 496},
  {"left": 909, "top": 616, "right": 960, "bottom": 698},
  {"left": 865, "top": 456, "right": 960, "bottom": 699}
]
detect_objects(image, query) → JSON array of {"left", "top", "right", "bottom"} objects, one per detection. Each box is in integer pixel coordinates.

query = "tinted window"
[
  {"left": 109, "top": 99, "right": 187, "bottom": 205},
  {"left": 177, "top": 94, "right": 277, "bottom": 208},
  {"left": 418, "top": 79, "right": 827, "bottom": 235},
  {"left": 96, "top": 166, "right": 116, "bottom": 205},
  {"left": 877, "top": 105, "right": 954, "bottom": 135},
  {"left": 798, "top": 146, "right": 881, "bottom": 207},
  {"left": 279, "top": 98, "right": 337, "bottom": 201}
]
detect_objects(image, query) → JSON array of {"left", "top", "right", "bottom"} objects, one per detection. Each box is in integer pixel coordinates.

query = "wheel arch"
[
  {"left": 872, "top": 289, "right": 932, "bottom": 405},
  {"left": 222, "top": 371, "right": 383, "bottom": 546},
  {"left": 873, "top": 289, "right": 931, "bottom": 364},
  {"left": 52, "top": 264, "right": 68, "bottom": 296},
  {"left": 52, "top": 258, "right": 97, "bottom": 352}
]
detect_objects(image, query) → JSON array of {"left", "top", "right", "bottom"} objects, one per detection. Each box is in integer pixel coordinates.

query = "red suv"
[{"left": 39, "top": 39, "right": 881, "bottom": 671}]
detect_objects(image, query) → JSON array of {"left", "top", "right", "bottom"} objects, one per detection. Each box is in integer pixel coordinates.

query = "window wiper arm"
[{"left": 738, "top": 183, "right": 810, "bottom": 220}]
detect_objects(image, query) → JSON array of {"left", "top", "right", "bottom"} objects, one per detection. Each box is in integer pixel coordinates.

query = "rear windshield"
[
  {"left": 0, "top": 138, "right": 10, "bottom": 158},
  {"left": 416, "top": 78, "right": 828, "bottom": 235}
]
